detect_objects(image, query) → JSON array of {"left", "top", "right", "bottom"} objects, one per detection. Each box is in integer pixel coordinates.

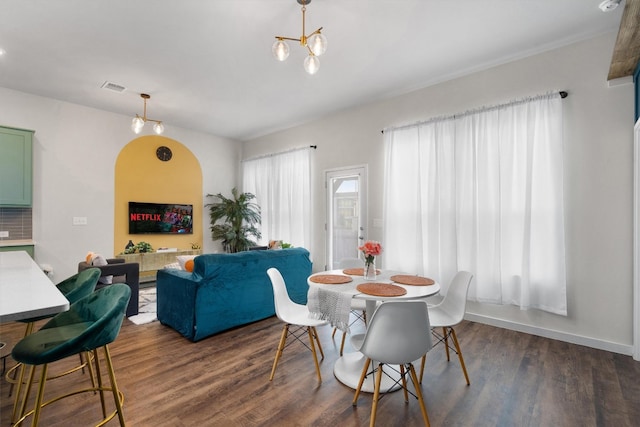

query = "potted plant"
[{"left": 206, "top": 187, "right": 262, "bottom": 253}]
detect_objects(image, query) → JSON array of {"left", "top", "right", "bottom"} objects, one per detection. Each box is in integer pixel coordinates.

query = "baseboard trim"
[{"left": 465, "top": 312, "right": 633, "bottom": 357}]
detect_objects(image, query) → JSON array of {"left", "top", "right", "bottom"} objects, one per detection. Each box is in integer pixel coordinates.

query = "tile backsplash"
[{"left": 0, "top": 207, "right": 33, "bottom": 240}]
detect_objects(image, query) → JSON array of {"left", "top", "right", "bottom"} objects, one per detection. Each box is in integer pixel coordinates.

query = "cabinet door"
[{"left": 0, "top": 127, "right": 33, "bottom": 206}]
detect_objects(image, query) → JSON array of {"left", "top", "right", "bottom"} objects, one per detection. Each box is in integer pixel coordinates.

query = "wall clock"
[{"left": 156, "top": 146, "right": 172, "bottom": 161}]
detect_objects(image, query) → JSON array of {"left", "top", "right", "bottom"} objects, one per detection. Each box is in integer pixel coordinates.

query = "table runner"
[{"left": 307, "top": 287, "right": 353, "bottom": 333}]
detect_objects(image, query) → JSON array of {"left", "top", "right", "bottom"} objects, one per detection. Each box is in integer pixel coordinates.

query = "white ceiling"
[{"left": 0, "top": 0, "right": 624, "bottom": 141}]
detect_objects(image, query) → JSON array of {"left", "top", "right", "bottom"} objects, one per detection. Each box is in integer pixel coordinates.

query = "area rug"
[{"left": 128, "top": 287, "right": 157, "bottom": 325}]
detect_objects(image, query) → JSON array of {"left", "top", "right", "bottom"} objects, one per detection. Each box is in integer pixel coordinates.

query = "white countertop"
[{"left": 0, "top": 250, "right": 68, "bottom": 322}]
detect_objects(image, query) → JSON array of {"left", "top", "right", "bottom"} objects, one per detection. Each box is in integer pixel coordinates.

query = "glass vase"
[{"left": 364, "top": 258, "right": 377, "bottom": 281}]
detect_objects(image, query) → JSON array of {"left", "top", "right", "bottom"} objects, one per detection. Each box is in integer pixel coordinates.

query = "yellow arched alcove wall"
[{"left": 114, "top": 135, "right": 203, "bottom": 253}]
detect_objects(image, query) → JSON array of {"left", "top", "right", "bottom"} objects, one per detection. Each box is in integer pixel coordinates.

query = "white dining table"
[
  {"left": 307, "top": 269, "right": 440, "bottom": 393},
  {"left": 0, "top": 251, "right": 69, "bottom": 322}
]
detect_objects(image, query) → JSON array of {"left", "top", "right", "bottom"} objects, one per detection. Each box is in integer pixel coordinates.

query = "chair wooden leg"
[
  {"left": 449, "top": 328, "right": 470, "bottom": 385},
  {"left": 307, "top": 327, "right": 322, "bottom": 382},
  {"left": 408, "top": 363, "right": 431, "bottom": 427},
  {"left": 443, "top": 327, "right": 450, "bottom": 361},
  {"left": 353, "top": 357, "right": 371, "bottom": 406},
  {"left": 103, "top": 345, "right": 126, "bottom": 426},
  {"left": 311, "top": 326, "right": 325, "bottom": 360},
  {"left": 339, "top": 331, "right": 347, "bottom": 356},
  {"left": 370, "top": 363, "right": 383, "bottom": 427},
  {"left": 269, "top": 324, "right": 289, "bottom": 381},
  {"left": 331, "top": 327, "right": 337, "bottom": 338},
  {"left": 419, "top": 353, "right": 427, "bottom": 384},
  {"left": 400, "top": 364, "right": 409, "bottom": 403}
]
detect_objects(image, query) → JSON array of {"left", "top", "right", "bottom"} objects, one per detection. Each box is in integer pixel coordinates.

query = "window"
[
  {"left": 383, "top": 93, "right": 566, "bottom": 315},
  {"left": 242, "top": 147, "right": 312, "bottom": 250}
]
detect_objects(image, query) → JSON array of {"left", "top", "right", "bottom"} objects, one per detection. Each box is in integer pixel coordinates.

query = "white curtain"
[
  {"left": 383, "top": 93, "right": 566, "bottom": 315},
  {"left": 242, "top": 147, "right": 312, "bottom": 250}
]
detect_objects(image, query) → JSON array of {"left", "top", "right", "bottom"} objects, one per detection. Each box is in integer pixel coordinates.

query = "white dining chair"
[
  {"left": 352, "top": 301, "right": 433, "bottom": 427},
  {"left": 419, "top": 270, "right": 473, "bottom": 385},
  {"left": 267, "top": 268, "right": 328, "bottom": 382},
  {"left": 332, "top": 258, "right": 368, "bottom": 355}
]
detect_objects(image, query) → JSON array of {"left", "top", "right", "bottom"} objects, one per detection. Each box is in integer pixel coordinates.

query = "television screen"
[{"left": 129, "top": 202, "right": 193, "bottom": 234}]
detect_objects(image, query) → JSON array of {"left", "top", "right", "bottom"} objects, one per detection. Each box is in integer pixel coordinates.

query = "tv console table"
[{"left": 116, "top": 249, "right": 202, "bottom": 282}]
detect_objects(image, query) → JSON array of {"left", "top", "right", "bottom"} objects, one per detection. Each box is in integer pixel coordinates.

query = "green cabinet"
[
  {"left": 0, "top": 126, "right": 33, "bottom": 206},
  {"left": 0, "top": 245, "right": 34, "bottom": 258}
]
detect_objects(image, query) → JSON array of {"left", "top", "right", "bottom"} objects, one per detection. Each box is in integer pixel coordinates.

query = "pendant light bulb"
[
  {"left": 304, "top": 54, "right": 320, "bottom": 75},
  {"left": 153, "top": 122, "right": 165, "bottom": 135},
  {"left": 272, "top": 39, "right": 290, "bottom": 61},
  {"left": 131, "top": 116, "right": 144, "bottom": 134},
  {"left": 308, "top": 32, "right": 327, "bottom": 56}
]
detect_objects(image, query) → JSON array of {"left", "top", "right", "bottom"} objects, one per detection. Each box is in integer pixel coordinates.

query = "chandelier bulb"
[
  {"left": 308, "top": 32, "right": 327, "bottom": 56},
  {"left": 304, "top": 54, "right": 320, "bottom": 75},
  {"left": 153, "top": 122, "right": 165, "bottom": 135},
  {"left": 272, "top": 39, "right": 290, "bottom": 61},
  {"left": 131, "top": 116, "right": 144, "bottom": 134}
]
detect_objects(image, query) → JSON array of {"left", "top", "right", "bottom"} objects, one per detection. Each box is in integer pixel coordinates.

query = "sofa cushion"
[
  {"left": 177, "top": 255, "right": 197, "bottom": 270},
  {"left": 88, "top": 253, "right": 112, "bottom": 284}
]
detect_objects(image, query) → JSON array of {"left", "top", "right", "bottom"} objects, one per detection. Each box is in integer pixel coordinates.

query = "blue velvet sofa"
[{"left": 156, "top": 247, "right": 312, "bottom": 342}]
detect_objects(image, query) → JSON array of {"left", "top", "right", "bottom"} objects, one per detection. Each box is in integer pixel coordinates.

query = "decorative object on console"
[
  {"left": 123, "top": 241, "right": 153, "bottom": 254},
  {"left": 272, "top": 0, "right": 327, "bottom": 75},
  {"left": 206, "top": 187, "right": 262, "bottom": 253},
  {"left": 359, "top": 240, "right": 383, "bottom": 281},
  {"left": 131, "top": 93, "right": 164, "bottom": 134}
]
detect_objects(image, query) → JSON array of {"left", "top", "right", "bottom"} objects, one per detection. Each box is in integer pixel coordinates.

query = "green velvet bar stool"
[
  {"left": 7, "top": 268, "right": 102, "bottom": 423},
  {"left": 11, "top": 284, "right": 131, "bottom": 427}
]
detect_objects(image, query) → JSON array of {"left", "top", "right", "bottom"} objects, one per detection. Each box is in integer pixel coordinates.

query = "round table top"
[{"left": 308, "top": 269, "right": 440, "bottom": 300}]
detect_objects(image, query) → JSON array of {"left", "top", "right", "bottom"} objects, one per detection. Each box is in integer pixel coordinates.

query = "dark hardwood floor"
[{"left": 1, "top": 312, "right": 639, "bottom": 426}]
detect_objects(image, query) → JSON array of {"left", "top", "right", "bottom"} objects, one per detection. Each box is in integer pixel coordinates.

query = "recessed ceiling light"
[{"left": 599, "top": 0, "right": 622, "bottom": 12}]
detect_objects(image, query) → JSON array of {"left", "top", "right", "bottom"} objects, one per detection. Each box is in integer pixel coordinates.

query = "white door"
[{"left": 325, "top": 166, "right": 367, "bottom": 270}]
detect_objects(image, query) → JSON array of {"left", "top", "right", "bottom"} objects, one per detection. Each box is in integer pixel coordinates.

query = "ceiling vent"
[{"left": 101, "top": 81, "right": 126, "bottom": 93}]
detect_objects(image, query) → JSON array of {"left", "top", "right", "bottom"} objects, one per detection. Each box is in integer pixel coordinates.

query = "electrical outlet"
[
  {"left": 0, "top": 231, "right": 8, "bottom": 238},
  {"left": 72, "top": 217, "right": 88, "bottom": 226}
]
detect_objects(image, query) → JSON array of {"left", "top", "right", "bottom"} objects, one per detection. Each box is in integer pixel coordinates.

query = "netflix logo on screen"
[
  {"left": 128, "top": 202, "right": 193, "bottom": 234},
  {"left": 130, "top": 213, "right": 162, "bottom": 221}
]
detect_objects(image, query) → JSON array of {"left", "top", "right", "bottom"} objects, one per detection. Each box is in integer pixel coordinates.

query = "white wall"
[
  {"left": 243, "top": 32, "right": 636, "bottom": 355},
  {"left": 0, "top": 87, "right": 240, "bottom": 281}
]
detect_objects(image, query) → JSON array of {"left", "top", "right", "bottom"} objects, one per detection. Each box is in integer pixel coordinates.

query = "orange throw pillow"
[{"left": 184, "top": 259, "right": 195, "bottom": 272}]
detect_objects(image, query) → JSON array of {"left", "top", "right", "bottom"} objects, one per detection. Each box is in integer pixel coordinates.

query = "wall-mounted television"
[{"left": 129, "top": 202, "right": 193, "bottom": 234}]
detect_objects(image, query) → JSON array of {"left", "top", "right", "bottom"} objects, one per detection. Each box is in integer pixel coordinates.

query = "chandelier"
[
  {"left": 272, "top": 0, "right": 327, "bottom": 75},
  {"left": 131, "top": 93, "right": 164, "bottom": 135}
]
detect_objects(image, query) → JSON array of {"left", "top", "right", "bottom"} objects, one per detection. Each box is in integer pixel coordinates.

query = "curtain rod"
[
  {"left": 242, "top": 145, "right": 316, "bottom": 162},
  {"left": 382, "top": 90, "right": 568, "bottom": 134}
]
